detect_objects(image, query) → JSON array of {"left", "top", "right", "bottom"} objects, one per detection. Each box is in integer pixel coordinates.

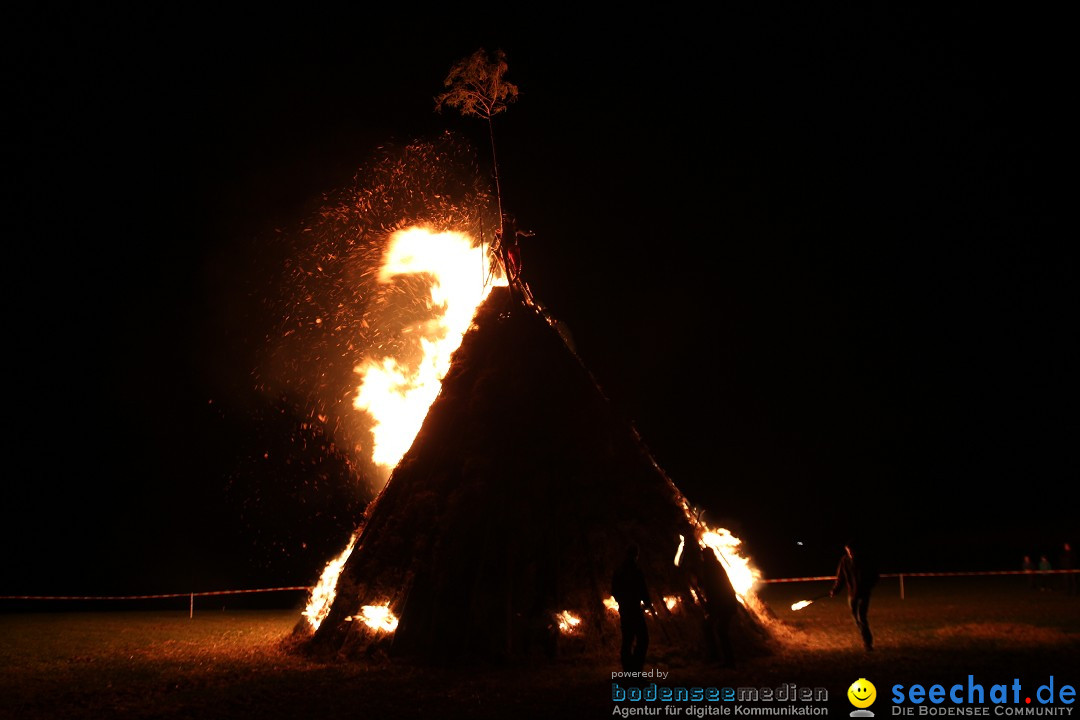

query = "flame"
[
  {"left": 302, "top": 532, "right": 359, "bottom": 630},
  {"left": 677, "top": 499, "right": 771, "bottom": 623},
  {"left": 305, "top": 227, "right": 499, "bottom": 632},
  {"left": 663, "top": 596, "right": 680, "bottom": 611},
  {"left": 699, "top": 527, "right": 763, "bottom": 609},
  {"left": 353, "top": 227, "right": 496, "bottom": 471},
  {"left": 556, "top": 610, "right": 582, "bottom": 633},
  {"left": 603, "top": 596, "right": 619, "bottom": 612},
  {"left": 791, "top": 600, "right": 813, "bottom": 611},
  {"left": 674, "top": 534, "right": 685, "bottom": 567},
  {"left": 358, "top": 603, "right": 399, "bottom": 632}
]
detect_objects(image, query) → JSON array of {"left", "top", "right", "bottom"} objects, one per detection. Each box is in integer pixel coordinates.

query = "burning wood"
[
  {"left": 291, "top": 221, "right": 776, "bottom": 661},
  {"left": 791, "top": 594, "right": 830, "bottom": 611},
  {"left": 555, "top": 610, "right": 581, "bottom": 633}
]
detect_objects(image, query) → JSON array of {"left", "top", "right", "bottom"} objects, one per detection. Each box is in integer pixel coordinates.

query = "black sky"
[{"left": 3, "top": 7, "right": 1075, "bottom": 594}]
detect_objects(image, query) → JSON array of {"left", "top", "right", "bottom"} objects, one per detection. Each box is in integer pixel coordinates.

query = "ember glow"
[
  {"left": 353, "top": 227, "right": 497, "bottom": 471},
  {"left": 556, "top": 610, "right": 582, "bottom": 633}
]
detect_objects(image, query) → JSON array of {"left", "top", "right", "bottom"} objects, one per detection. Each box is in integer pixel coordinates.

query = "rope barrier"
[
  {"left": 2, "top": 571, "right": 1074, "bottom": 602},
  {"left": 0, "top": 586, "right": 312, "bottom": 601},
  {"left": 758, "top": 569, "right": 1078, "bottom": 584}
]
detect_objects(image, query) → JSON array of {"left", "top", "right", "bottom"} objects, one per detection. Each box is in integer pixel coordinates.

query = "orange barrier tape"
[
  {"left": 759, "top": 570, "right": 1079, "bottom": 584},
  {"left": 0, "top": 586, "right": 312, "bottom": 601},
  {"left": 4, "top": 571, "right": 1076, "bottom": 599}
]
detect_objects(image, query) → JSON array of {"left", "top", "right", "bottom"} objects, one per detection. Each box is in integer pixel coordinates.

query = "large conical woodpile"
[{"left": 294, "top": 287, "right": 774, "bottom": 664}]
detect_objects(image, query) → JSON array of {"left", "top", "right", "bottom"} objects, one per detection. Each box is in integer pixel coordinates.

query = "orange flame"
[
  {"left": 353, "top": 227, "right": 496, "bottom": 472},
  {"left": 677, "top": 498, "right": 769, "bottom": 621},
  {"left": 699, "top": 527, "right": 761, "bottom": 602},
  {"left": 305, "top": 227, "right": 496, "bottom": 631},
  {"left": 302, "top": 533, "right": 358, "bottom": 630},
  {"left": 556, "top": 610, "right": 582, "bottom": 633},
  {"left": 358, "top": 603, "right": 399, "bottom": 632},
  {"left": 791, "top": 600, "right": 813, "bottom": 611},
  {"left": 674, "top": 534, "right": 686, "bottom": 567},
  {"left": 694, "top": 523, "right": 770, "bottom": 623}
]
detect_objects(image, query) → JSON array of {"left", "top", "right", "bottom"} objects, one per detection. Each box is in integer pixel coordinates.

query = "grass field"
[{"left": 2, "top": 577, "right": 1077, "bottom": 719}]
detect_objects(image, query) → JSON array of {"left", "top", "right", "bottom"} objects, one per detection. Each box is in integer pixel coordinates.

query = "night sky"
[{"left": 4, "top": 7, "right": 1074, "bottom": 597}]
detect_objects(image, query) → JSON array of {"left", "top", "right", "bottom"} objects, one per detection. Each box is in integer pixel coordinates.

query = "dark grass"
[{"left": 2, "top": 577, "right": 1077, "bottom": 719}]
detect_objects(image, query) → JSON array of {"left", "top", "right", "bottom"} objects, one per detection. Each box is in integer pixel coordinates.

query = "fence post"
[{"left": 899, "top": 574, "right": 905, "bottom": 600}]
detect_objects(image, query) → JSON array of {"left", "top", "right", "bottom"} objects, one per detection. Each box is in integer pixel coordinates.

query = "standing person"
[
  {"left": 494, "top": 213, "right": 534, "bottom": 307},
  {"left": 1060, "top": 542, "right": 1076, "bottom": 595},
  {"left": 829, "top": 540, "right": 879, "bottom": 652},
  {"left": 1038, "top": 555, "right": 1053, "bottom": 591},
  {"left": 495, "top": 214, "right": 517, "bottom": 281},
  {"left": 698, "top": 546, "right": 739, "bottom": 668},
  {"left": 1022, "top": 555, "right": 1037, "bottom": 590},
  {"left": 611, "top": 544, "right": 656, "bottom": 672}
]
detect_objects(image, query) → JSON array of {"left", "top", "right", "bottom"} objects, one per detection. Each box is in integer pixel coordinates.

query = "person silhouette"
[
  {"left": 495, "top": 213, "right": 533, "bottom": 307},
  {"left": 611, "top": 544, "right": 656, "bottom": 672},
  {"left": 1022, "top": 554, "right": 1037, "bottom": 590},
  {"left": 698, "top": 546, "right": 739, "bottom": 668},
  {"left": 1060, "top": 542, "right": 1076, "bottom": 595},
  {"left": 1038, "top": 555, "right": 1052, "bottom": 591},
  {"left": 830, "top": 539, "right": 879, "bottom": 652}
]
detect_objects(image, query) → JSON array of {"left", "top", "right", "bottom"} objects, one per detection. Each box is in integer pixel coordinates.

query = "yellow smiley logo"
[{"left": 847, "top": 678, "right": 877, "bottom": 708}]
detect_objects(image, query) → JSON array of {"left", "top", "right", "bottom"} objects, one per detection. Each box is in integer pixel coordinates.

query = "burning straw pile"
[{"left": 291, "top": 285, "right": 775, "bottom": 663}]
